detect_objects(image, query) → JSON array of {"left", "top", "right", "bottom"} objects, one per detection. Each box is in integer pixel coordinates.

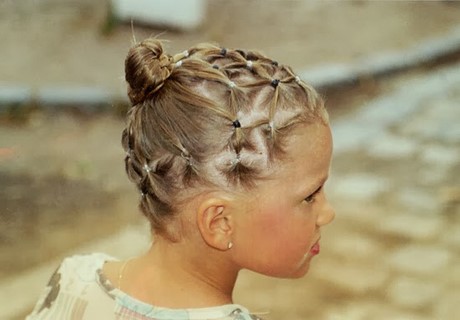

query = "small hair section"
[{"left": 125, "top": 39, "right": 174, "bottom": 105}]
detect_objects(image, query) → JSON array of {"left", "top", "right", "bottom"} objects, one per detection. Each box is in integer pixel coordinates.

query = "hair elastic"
[
  {"left": 271, "top": 79, "right": 280, "bottom": 88},
  {"left": 231, "top": 153, "right": 241, "bottom": 166},
  {"left": 232, "top": 119, "right": 241, "bottom": 128},
  {"left": 182, "top": 50, "right": 189, "bottom": 58},
  {"left": 295, "top": 76, "right": 301, "bottom": 84},
  {"left": 212, "top": 64, "right": 219, "bottom": 69},
  {"left": 140, "top": 184, "right": 148, "bottom": 197},
  {"left": 175, "top": 60, "right": 183, "bottom": 67},
  {"left": 220, "top": 48, "right": 227, "bottom": 56},
  {"left": 143, "top": 164, "right": 151, "bottom": 173},
  {"left": 271, "top": 60, "right": 278, "bottom": 66},
  {"left": 181, "top": 149, "right": 192, "bottom": 165},
  {"left": 228, "top": 81, "right": 236, "bottom": 88},
  {"left": 246, "top": 60, "right": 253, "bottom": 69}
]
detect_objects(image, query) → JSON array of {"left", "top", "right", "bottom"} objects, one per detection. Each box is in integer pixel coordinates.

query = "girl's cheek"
[{"left": 256, "top": 205, "right": 290, "bottom": 231}]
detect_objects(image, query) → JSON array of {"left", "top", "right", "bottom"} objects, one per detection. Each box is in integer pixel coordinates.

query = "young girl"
[{"left": 27, "top": 39, "right": 335, "bottom": 320}]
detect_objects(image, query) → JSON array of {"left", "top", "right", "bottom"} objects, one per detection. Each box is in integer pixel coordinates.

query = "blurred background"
[{"left": 1, "top": 0, "right": 459, "bottom": 319}]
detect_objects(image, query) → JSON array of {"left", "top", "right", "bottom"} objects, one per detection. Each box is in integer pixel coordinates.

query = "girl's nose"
[{"left": 316, "top": 200, "right": 335, "bottom": 227}]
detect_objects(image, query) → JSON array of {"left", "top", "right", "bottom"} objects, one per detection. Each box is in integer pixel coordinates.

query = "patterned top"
[{"left": 26, "top": 253, "right": 261, "bottom": 320}]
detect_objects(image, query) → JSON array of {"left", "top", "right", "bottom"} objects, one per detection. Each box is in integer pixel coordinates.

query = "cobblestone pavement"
[
  {"left": 319, "top": 65, "right": 459, "bottom": 319},
  {"left": 246, "top": 64, "right": 459, "bottom": 320}
]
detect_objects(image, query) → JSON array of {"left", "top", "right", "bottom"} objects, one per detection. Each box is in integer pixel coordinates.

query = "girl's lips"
[{"left": 310, "top": 242, "right": 320, "bottom": 255}]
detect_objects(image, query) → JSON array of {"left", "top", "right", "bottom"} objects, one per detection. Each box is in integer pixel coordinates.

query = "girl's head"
[{"left": 122, "top": 39, "right": 334, "bottom": 276}]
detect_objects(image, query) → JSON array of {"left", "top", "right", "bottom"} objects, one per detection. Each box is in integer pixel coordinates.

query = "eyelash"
[{"left": 304, "top": 186, "right": 322, "bottom": 204}]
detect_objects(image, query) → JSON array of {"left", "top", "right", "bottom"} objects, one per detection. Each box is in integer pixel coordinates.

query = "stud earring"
[{"left": 227, "top": 242, "right": 233, "bottom": 250}]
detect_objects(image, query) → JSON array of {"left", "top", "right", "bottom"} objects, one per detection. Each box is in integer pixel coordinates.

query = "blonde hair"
[{"left": 122, "top": 39, "right": 328, "bottom": 237}]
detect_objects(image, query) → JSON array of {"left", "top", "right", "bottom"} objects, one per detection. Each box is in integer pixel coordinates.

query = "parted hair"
[{"left": 122, "top": 39, "right": 328, "bottom": 237}]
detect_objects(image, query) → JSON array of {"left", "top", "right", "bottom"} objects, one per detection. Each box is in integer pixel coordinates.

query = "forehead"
[{"left": 266, "top": 123, "right": 333, "bottom": 189}]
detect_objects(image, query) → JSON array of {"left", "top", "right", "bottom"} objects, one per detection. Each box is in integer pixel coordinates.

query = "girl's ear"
[{"left": 196, "top": 197, "right": 234, "bottom": 251}]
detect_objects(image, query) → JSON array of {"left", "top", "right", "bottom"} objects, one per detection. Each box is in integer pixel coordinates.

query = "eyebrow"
[
  {"left": 307, "top": 175, "right": 329, "bottom": 194},
  {"left": 311, "top": 185, "right": 323, "bottom": 195}
]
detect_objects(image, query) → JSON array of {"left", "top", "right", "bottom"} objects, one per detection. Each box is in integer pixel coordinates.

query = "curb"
[
  {"left": 302, "top": 26, "right": 460, "bottom": 89},
  {"left": 0, "top": 85, "right": 127, "bottom": 115},
  {"left": 1, "top": 26, "right": 460, "bottom": 114}
]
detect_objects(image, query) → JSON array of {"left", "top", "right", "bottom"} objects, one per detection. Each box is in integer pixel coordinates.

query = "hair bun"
[{"left": 125, "top": 39, "right": 173, "bottom": 105}]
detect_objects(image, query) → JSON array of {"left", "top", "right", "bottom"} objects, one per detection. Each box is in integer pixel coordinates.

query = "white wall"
[{"left": 111, "top": 0, "right": 206, "bottom": 30}]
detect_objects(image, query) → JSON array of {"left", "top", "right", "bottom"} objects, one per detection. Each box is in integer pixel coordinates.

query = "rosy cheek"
[{"left": 255, "top": 205, "right": 289, "bottom": 232}]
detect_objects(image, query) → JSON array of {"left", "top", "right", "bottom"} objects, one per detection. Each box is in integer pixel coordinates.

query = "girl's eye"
[
  {"left": 304, "top": 194, "right": 316, "bottom": 203},
  {"left": 304, "top": 186, "right": 322, "bottom": 204}
]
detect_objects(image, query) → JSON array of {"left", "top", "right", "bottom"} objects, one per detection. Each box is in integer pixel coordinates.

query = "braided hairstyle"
[{"left": 122, "top": 39, "right": 328, "bottom": 238}]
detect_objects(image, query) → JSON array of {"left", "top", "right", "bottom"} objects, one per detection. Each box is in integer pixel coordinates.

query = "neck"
[{"left": 125, "top": 237, "right": 239, "bottom": 309}]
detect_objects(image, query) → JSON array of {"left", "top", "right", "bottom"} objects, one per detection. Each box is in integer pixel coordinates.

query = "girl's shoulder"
[
  {"left": 26, "top": 253, "right": 118, "bottom": 319},
  {"left": 53, "top": 252, "right": 118, "bottom": 292},
  {"left": 59, "top": 252, "right": 118, "bottom": 279}
]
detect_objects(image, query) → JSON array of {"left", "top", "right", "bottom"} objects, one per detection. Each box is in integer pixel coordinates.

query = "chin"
[
  {"left": 290, "top": 264, "right": 311, "bottom": 279},
  {"left": 269, "top": 261, "right": 312, "bottom": 279},
  {"left": 249, "top": 256, "right": 313, "bottom": 279},
  {"left": 287, "top": 255, "right": 315, "bottom": 278}
]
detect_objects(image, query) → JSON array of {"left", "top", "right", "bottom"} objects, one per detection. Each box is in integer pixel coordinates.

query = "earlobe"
[{"left": 196, "top": 198, "right": 234, "bottom": 251}]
